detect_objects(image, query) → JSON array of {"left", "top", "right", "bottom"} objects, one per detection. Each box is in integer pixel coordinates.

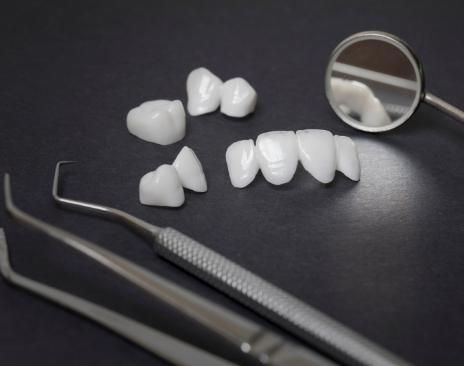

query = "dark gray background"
[{"left": 1, "top": 1, "right": 463, "bottom": 365}]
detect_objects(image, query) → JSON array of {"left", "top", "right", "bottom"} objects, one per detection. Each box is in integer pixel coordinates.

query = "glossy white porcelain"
[
  {"left": 139, "top": 164, "right": 185, "bottom": 207},
  {"left": 173, "top": 146, "right": 207, "bottom": 192},
  {"left": 255, "top": 131, "right": 298, "bottom": 185},
  {"left": 226, "top": 129, "right": 361, "bottom": 188},
  {"left": 296, "top": 129, "right": 337, "bottom": 184},
  {"left": 334, "top": 135, "right": 361, "bottom": 181},
  {"left": 225, "top": 139, "right": 259, "bottom": 188},
  {"left": 186, "top": 67, "right": 223, "bottom": 116},
  {"left": 127, "top": 100, "right": 186, "bottom": 145},
  {"left": 331, "top": 78, "right": 390, "bottom": 127},
  {"left": 220, "top": 77, "right": 257, "bottom": 118}
]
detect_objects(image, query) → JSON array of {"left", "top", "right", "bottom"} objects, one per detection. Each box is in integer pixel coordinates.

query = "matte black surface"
[{"left": 1, "top": 1, "right": 463, "bottom": 365}]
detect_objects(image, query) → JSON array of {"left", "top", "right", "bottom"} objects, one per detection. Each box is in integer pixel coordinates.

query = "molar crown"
[
  {"left": 139, "top": 164, "right": 185, "bottom": 207},
  {"left": 127, "top": 99, "right": 186, "bottom": 145},
  {"left": 186, "top": 67, "right": 223, "bottom": 116},
  {"left": 186, "top": 67, "right": 257, "bottom": 118},
  {"left": 139, "top": 146, "right": 207, "bottom": 207},
  {"left": 220, "top": 77, "right": 257, "bottom": 118}
]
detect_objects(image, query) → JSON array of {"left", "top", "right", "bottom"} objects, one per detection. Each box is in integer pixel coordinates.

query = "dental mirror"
[{"left": 325, "top": 31, "right": 464, "bottom": 132}]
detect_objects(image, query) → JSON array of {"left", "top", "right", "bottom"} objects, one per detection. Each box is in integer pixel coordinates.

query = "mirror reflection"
[{"left": 329, "top": 39, "right": 420, "bottom": 128}]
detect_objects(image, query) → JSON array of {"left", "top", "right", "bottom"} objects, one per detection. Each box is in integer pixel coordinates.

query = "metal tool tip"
[
  {"left": 53, "top": 161, "right": 77, "bottom": 200},
  {"left": 56, "top": 160, "right": 78, "bottom": 166}
]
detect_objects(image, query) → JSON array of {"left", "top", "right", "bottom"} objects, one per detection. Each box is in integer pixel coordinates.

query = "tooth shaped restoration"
[
  {"left": 331, "top": 78, "right": 391, "bottom": 127},
  {"left": 296, "top": 129, "right": 337, "bottom": 184},
  {"left": 255, "top": 131, "right": 298, "bottom": 185},
  {"left": 361, "top": 96, "right": 391, "bottom": 127},
  {"left": 220, "top": 77, "right": 257, "bottom": 118},
  {"left": 139, "top": 164, "right": 185, "bottom": 207},
  {"left": 225, "top": 139, "right": 259, "bottom": 188},
  {"left": 187, "top": 67, "right": 223, "bottom": 116},
  {"left": 127, "top": 100, "right": 186, "bottom": 145},
  {"left": 173, "top": 146, "right": 207, "bottom": 192},
  {"left": 334, "top": 135, "right": 361, "bottom": 181}
]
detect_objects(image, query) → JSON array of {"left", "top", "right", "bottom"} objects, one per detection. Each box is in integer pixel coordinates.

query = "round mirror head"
[{"left": 326, "top": 31, "right": 424, "bottom": 132}]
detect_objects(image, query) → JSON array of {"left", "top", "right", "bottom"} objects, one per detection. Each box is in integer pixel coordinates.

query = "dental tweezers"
[
  {"left": 0, "top": 228, "right": 237, "bottom": 366},
  {"left": 4, "top": 173, "right": 335, "bottom": 366},
  {"left": 52, "top": 162, "right": 411, "bottom": 366}
]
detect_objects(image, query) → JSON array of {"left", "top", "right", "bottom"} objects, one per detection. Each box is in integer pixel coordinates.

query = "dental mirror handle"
[
  {"left": 154, "top": 228, "right": 411, "bottom": 366},
  {"left": 424, "top": 93, "right": 464, "bottom": 123}
]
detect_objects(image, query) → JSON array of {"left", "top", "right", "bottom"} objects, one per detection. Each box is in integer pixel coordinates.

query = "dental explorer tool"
[
  {"left": 52, "top": 162, "right": 412, "bottom": 366},
  {"left": 4, "top": 172, "right": 336, "bottom": 366}
]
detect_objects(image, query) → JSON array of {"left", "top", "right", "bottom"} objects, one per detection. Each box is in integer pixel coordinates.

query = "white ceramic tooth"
[
  {"left": 361, "top": 96, "right": 391, "bottom": 127},
  {"left": 296, "top": 129, "right": 336, "bottom": 184},
  {"left": 186, "top": 67, "right": 223, "bottom": 116},
  {"left": 225, "top": 139, "right": 259, "bottom": 188},
  {"left": 172, "top": 146, "right": 207, "bottom": 192},
  {"left": 127, "top": 100, "right": 186, "bottom": 145},
  {"left": 220, "top": 77, "right": 257, "bottom": 118},
  {"left": 331, "top": 77, "right": 391, "bottom": 127},
  {"left": 139, "top": 164, "right": 185, "bottom": 207},
  {"left": 331, "top": 78, "right": 371, "bottom": 114},
  {"left": 334, "top": 135, "right": 361, "bottom": 181},
  {"left": 255, "top": 131, "right": 298, "bottom": 185}
]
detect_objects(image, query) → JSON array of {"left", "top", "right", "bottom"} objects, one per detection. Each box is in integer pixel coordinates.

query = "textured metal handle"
[{"left": 156, "top": 228, "right": 411, "bottom": 366}]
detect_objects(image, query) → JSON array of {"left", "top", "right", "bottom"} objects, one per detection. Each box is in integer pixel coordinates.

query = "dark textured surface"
[{"left": 1, "top": 1, "right": 463, "bottom": 365}]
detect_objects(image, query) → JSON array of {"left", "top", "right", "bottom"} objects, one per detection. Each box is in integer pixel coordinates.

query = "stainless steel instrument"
[
  {"left": 52, "top": 162, "right": 411, "bottom": 366},
  {"left": 4, "top": 172, "right": 334, "bottom": 366},
  {"left": 0, "top": 229, "right": 238, "bottom": 366}
]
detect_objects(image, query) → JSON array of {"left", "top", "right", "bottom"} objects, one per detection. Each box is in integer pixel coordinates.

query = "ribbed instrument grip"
[{"left": 156, "top": 227, "right": 411, "bottom": 366}]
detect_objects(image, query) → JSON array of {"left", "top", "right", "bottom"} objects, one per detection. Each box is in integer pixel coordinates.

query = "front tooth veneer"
[
  {"left": 296, "top": 129, "right": 337, "bottom": 184},
  {"left": 226, "top": 130, "right": 361, "bottom": 188},
  {"left": 225, "top": 139, "right": 259, "bottom": 188},
  {"left": 127, "top": 100, "right": 186, "bottom": 145},
  {"left": 255, "top": 131, "right": 298, "bottom": 185},
  {"left": 139, "top": 164, "right": 185, "bottom": 207},
  {"left": 334, "top": 135, "right": 361, "bottom": 181},
  {"left": 220, "top": 77, "right": 257, "bottom": 118},
  {"left": 186, "top": 67, "right": 223, "bottom": 116},
  {"left": 173, "top": 146, "right": 208, "bottom": 192}
]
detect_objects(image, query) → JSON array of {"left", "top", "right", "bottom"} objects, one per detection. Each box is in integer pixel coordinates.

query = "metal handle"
[
  {"left": 424, "top": 92, "right": 464, "bottom": 123},
  {"left": 6, "top": 174, "right": 333, "bottom": 366},
  {"left": 0, "top": 229, "right": 238, "bottom": 366},
  {"left": 156, "top": 228, "right": 412, "bottom": 366}
]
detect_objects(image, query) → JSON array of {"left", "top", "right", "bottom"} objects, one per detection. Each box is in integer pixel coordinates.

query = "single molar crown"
[
  {"left": 127, "top": 99, "right": 186, "bottom": 145},
  {"left": 220, "top": 77, "right": 257, "bottom": 118},
  {"left": 139, "top": 164, "right": 185, "bottom": 207},
  {"left": 139, "top": 146, "right": 207, "bottom": 207},
  {"left": 225, "top": 129, "right": 361, "bottom": 187}
]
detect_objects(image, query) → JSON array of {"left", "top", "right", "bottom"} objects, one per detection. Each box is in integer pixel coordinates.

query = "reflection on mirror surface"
[{"left": 329, "top": 39, "right": 420, "bottom": 128}]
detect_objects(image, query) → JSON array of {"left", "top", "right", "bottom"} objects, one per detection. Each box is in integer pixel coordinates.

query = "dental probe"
[
  {"left": 52, "top": 162, "right": 412, "bottom": 366},
  {"left": 0, "top": 229, "right": 238, "bottom": 366},
  {"left": 4, "top": 173, "right": 336, "bottom": 366}
]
